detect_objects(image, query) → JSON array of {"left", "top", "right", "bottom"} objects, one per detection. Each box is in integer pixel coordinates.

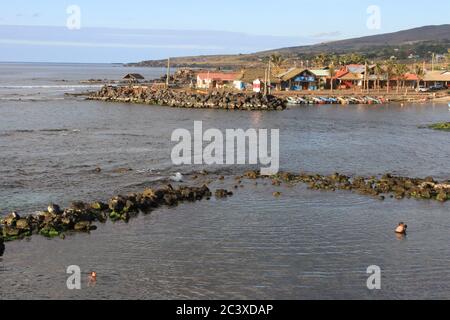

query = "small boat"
[
  {"left": 297, "top": 97, "right": 307, "bottom": 104},
  {"left": 287, "top": 97, "right": 301, "bottom": 105},
  {"left": 350, "top": 97, "right": 362, "bottom": 104},
  {"left": 367, "top": 97, "right": 381, "bottom": 104},
  {"left": 337, "top": 97, "right": 349, "bottom": 104},
  {"left": 328, "top": 97, "right": 339, "bottom": 104},
  {"left": 306, "top": 98, "right": 315, "bottom": 104},
  {"left": 312, "top": 97, "right": 325, "bottom": 104}
]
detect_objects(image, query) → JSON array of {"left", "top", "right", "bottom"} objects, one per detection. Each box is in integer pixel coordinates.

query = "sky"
[{"left": 0, "top": 0, "right": 449, "bottom": 63}]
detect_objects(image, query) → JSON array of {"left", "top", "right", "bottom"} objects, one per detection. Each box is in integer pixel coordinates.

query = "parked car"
[
  {"left": 416, "top": 86, "right": 429, "bottom": 92},
  {"left": 429, "top": 84, "right": 446, "bottom": 91}
]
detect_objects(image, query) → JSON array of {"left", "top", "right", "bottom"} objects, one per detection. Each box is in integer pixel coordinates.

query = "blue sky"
[{"left": 0, "top": 0, "right": 449, "bottom": 62}]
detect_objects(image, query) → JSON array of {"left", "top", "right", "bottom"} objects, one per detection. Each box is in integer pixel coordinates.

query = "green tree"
[
  {"left": 269, "top": 54, "right": 285, "bottom": 71},
  {"left": 414, "top": 64, "right": 426, "bottom": 89},
  {"left": 313, "top": 53, "right": 329, "bottom": 68},
  {"left": 395, "top": 64, "right": 408, "bottom": 92},
  {"left": 374, "top": 63, "right": 384, "bottom": 91},
  {"left": 447, "top": 49, "right": 450, "bottom": 68},
  {"left": 385, "top": 60, "right": 397, "bottom": 93},
  {"left": 329, "top": 62, "right": 336, "bottom": 92}
]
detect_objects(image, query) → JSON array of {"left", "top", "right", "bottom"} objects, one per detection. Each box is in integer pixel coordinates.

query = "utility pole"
[
  {"left": 263, "top": 68, "right": 268, "bottom": 96},
  {"left": 166, "top": 57, "right": 171, "bottom": 88},
  {"left": 268, "top": 61, "right": 272, "bottom": 95},
  {"left": 365, "top": 61, "right": 369, "bottom": 93},
  {"left": 431, "top": 53, "right": 435, "bottom": 71}
]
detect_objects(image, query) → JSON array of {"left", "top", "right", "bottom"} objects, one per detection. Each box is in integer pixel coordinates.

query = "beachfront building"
[
  {"left": 423, "top": 71, "right": 450, "bottom": 88},
  {"left": 278, "top": 68, "right": 318, "bottom": 91},
  {"left": 335, "top": 65, "right": 366, "bottom": 89},
  {"left": 390, "top": 73, "right": 420, "bottom": 90},
  {"left": 234, "top": 68, "right": 281, "bottom": 92},
  {"left": 196, "top": 72, "right": 240, "bottom": 89},
  {"left": 310, "top": 69, "right": 331, "bottom": 89}
]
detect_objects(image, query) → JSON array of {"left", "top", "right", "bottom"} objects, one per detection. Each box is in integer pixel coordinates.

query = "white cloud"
[{"left": 0, "top": 38, "right": 223, "bottom": 50}]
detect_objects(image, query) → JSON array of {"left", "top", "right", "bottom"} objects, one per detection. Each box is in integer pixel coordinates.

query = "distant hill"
[
  {"left": 128, "top": 25, "right": 450, "bottom": 68},
  {"left": 264, "top": 24, "right": 450, "bottom": 54}
]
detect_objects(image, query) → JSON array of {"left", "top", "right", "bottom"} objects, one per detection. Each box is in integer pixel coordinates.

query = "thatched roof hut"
[
  {"left": 123, "top": 73, "right": 145, "bottom": 82},
  {"left": 236, "top": 68, "right": 281, "bottom": 84}
]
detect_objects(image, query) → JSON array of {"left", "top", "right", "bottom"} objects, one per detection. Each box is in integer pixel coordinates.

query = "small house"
[
  {"left": 335, "top": 64, "right": 376, "bottom": 89},
  {"left": 196, "top": 72, "right": 240, "bottom": 89},
  {"left": 310, "top": 69, "right": 331, "bottom": 89},
  {"left": 234, "top": 69, "right": 281, "bottom": 91},
  {"left": 278, "top": 68, "right": 318, "bottom": 91}
]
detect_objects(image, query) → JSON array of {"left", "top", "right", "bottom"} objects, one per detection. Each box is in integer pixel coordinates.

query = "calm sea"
[{"left": 0, "top": 63, "right": 450, "bottom": 299}]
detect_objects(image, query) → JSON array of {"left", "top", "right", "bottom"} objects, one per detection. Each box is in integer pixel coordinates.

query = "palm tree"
[
  {"left": 446, "top": 49, "right": 450, "bottom": 69},
  {"left": 329, "top": 63, "right": 336, "bottom": 92},
  {"left": 269, "top": 54, "right": 285, "bottom": 71},
  {"left": 330, "top": 55, "right": 341, "bottom": 67},
  {"left": 414, "top": 64, "right": 425, "bottom": 90},
  {"left": 374, "top": 63, "right": 384, "bottom": 92},
  {"left": 339, "top": 54, "right": 350, "bottom": 66},
  {"left": 395, "top": 64, "right": 408, "bottom": 93},
  {"left": 349, "top": 53, "right": 365, "bottom": 64},
  {"left": 385, "top": 60, "right": 397, "bottom": 93},
  {"left": 314, "top": 53, "right": 329, "bottom": 68}
]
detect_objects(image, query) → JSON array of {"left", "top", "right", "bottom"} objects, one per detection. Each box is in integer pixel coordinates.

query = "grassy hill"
[{"left": 128, "top": 25, "right": 450, "bottom": 69}]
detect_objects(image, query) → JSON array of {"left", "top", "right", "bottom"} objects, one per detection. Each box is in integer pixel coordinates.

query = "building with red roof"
[{"left": 196, "top": 72, "right": 240, "bottom": 89}]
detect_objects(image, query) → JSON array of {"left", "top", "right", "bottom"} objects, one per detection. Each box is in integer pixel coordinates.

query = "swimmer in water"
[
  {"left": 395, "top": 222, "right": 407, "bottom": 235},
  {"left": 88, "top": 271, "right": 97, "bottom": 287}
]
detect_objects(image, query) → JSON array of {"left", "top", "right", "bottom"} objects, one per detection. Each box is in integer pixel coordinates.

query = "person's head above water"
[{"left": 396, "top": 222, "right": 408, "bottom": 234}]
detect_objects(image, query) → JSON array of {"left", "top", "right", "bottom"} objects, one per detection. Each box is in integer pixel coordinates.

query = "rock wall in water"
[{"left": 88, "top": 86, "right": 287, "bottom": 111}]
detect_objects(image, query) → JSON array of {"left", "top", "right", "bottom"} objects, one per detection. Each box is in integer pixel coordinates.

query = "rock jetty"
[
  {"left": 0, "top": 235, "right": 4, "bottom": 256},
  {"left": 243, "top": 170, "right": 450, "bottom": 202},
  {"left": 0, "top": 184, "right": 219, "bottom": 245},
  {"left": 88, "top": 86, "right": 286, "bottom": 111},
  {"left": 2, "top": 169, "right": 449, "bottom": 257}
]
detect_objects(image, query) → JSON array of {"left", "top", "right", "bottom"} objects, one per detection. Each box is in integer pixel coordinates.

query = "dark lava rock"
[
  {"left": 0, "top": 234, "right": 5, "bottom": 256},
  {"left": 48, "top": 204, "right": 62, "bottom": 215},
  {"left": 215, "top": 189, "right": 233, "bottom": 198}
]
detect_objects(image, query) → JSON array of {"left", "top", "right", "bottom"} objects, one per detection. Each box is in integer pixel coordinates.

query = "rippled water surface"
[{"left": 1, "top": 63, "right": 450, "bottom": 299}]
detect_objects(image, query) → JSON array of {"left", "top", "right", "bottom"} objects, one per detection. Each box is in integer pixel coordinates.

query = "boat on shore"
[{"left": 287, "top": 95, "right": 385, "bottom": 105}]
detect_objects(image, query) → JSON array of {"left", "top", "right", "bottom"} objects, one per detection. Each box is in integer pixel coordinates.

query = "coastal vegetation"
[{"left": 428, "top": 122, "right": 450, "bottom": 131}]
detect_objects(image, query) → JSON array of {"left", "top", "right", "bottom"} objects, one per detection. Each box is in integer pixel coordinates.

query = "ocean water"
[{"left": 0, "top": 63, "right": 450, "bottom": 300}]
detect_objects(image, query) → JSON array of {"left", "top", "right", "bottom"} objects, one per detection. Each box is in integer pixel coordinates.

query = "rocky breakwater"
[
  {"left": 0, "top": 184, "right": 236, "bottom": 255},
  {"left": 243, "top": 170, "right": 450, "bottom": 202},
  {"left": 88, "top": 86, "right": 287, "bottom": 111}
]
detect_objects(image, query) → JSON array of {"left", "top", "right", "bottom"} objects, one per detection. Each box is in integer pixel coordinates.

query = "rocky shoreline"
[
  {"left": 2, "top": 169, "right": 450, "bottom": 257},
  {"left": 88, "top": 86, "right": 287, "bottom": 111}
]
